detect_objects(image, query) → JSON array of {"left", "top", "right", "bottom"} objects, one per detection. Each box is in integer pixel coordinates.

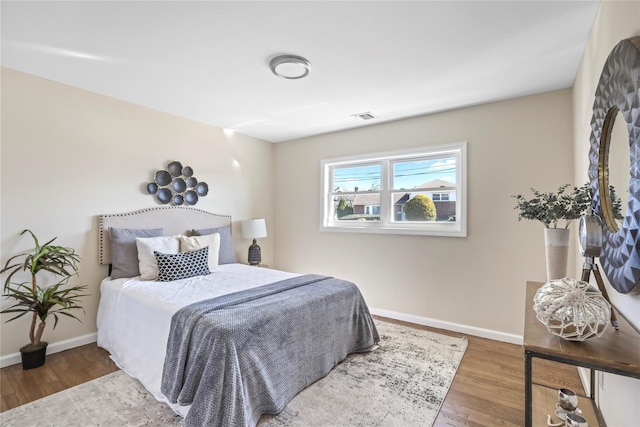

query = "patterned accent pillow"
[{"left": 154, "top": 246, "right": 210, "bottom": 282}]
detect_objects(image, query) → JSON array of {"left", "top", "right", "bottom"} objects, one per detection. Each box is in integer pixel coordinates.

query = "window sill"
[{"left": 320, "top": 223, "right": 466, "bottom": 237}]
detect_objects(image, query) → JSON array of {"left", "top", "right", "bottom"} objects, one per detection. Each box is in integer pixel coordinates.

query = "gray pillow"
[
  {"left": 154, "top": 247, "right": 210, "bottom": 282},
  {"left": 192, "top": 226, "right": 237, "bottom": 264},
  {"left": 109, "top": 227, "right": 163, "bottom": 279}
]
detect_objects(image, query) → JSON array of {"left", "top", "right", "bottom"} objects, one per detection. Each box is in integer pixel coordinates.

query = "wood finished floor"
[{"left": 1, "top": 316, "right": 584, "bottom": 426}]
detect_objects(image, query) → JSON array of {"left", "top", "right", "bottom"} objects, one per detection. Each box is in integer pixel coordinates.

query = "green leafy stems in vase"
[{"left": 512, "top": 183, "right": 622, "bottom": 229}]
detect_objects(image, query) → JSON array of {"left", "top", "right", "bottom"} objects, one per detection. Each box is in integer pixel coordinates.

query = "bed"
[{"left": 96, "top": 207, "right": 379, "bottom": 427}]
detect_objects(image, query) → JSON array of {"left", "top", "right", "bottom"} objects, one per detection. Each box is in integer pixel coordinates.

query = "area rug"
[{"left": 0, "top": 321, "right": 467, "bottom": 427}]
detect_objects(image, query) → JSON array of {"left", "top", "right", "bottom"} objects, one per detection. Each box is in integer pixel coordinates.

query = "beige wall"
[
  {"left": 572, "top": 1, "right": 640, "bottom": 425},
  {"left": 0, "top": 68, "right": 275, "bottom": 358},
  {"left": 274, "top": 89, "right": 574, "bottom": 339}
]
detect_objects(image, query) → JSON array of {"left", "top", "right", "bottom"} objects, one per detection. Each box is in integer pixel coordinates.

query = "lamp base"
[{"left": 248, "top": 239, "right": 262, "bottom": 266}]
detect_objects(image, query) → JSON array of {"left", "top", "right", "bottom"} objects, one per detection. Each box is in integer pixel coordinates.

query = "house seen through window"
[{"left": 321, "top": 142, "right": 467, "bottom": 237}]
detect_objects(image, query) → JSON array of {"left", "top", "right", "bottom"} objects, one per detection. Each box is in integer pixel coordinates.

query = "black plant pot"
[{"left": 20, "top": 342, "right": 48, "bottom": 370}]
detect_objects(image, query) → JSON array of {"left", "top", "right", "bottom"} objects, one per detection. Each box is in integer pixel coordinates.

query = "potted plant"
[
  {"left": 1, "top": 229, "right": 88, "bottom": 369},
  {"left": 512, "top": 183, "right": 622, "bottom": 280}
]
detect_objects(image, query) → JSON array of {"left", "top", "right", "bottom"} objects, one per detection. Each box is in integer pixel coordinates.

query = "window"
[
  {"left": 321, "top": 142, "right": 466, "bottom": 237},
  {"left": 432, "top": 193, "right": 450, "bottom": 201},
  {"left": 364, "top": 205, "right": 380, "bottom": 215}
]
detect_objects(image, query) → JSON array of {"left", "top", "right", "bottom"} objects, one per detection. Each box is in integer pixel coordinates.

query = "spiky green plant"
[{"left": 1, "top": 230, "right": 87, "bottom": 351}]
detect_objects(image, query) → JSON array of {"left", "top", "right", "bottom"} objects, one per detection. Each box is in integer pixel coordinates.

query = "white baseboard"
[
  {"left": 577, "top": 366, "right": 592, "bottom": 397},
  {"left": 370, "top": 307, "right": 523, "bottom": 345},
  {"left": 0, "top": 333, "right": 97, "bottom": 368}
]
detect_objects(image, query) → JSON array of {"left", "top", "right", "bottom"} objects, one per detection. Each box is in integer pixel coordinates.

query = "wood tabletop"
[{"left": 523, "top": 281, "right": 640, "bottom": 378}]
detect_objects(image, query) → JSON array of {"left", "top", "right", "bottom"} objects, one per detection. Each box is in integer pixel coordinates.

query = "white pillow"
[
  {"left": 136, "top": 235, "right": 180, "bottom": 280},
  {"left": 179, "top": 233, "right": 220, "bottom": 272}
]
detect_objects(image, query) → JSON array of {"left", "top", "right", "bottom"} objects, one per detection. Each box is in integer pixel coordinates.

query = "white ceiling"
[{"left": 1, "top": 1, "right": 600, "bottom": 143}]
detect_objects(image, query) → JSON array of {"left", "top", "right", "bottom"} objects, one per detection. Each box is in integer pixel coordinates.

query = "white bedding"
[{"left": 96, "top": 263, "right": 299, "bottom": 416}]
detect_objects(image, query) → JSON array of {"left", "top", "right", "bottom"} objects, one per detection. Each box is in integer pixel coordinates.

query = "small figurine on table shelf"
[{"left": 546, "top": 388, "right": 587, "bottom": 426}]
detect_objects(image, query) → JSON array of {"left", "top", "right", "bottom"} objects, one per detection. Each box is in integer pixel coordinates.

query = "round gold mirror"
[
  {"left": 598, "top": 107, "right": 628, "bottom": 233},
  {"left": 588, "top": 37, "right": 640, "bottom": 294}
]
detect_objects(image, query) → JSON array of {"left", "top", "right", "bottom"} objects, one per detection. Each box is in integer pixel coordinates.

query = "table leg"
[{"left": 525, "top": 350, "right": 533, "bottom": 427}]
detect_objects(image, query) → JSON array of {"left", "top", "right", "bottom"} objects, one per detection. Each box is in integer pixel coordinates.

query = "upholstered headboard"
[{"left": 98, "top": 206, "right": 232, "bottom": 265}]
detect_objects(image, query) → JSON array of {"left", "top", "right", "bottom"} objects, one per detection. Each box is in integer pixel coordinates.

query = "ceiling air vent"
[{"left": 351, "top": 112, "right": 377, "bottom": 120}]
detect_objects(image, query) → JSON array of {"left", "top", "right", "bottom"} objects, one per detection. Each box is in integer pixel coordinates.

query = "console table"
[{"left": 523, "top": 281, "right": 640, "bottom": 427}]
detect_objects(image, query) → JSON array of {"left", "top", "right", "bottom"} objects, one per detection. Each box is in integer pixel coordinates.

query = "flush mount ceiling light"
[
  {"left": 269, "top": 55, "right": 311, "bottom": 79},
  {"left": 351, "top": 112, "right": 377, "bottom": 120}
]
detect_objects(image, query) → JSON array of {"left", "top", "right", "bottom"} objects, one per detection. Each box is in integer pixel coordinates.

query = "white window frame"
[{"left": 320, "top": 142, "right": 467, "bottom": 237}]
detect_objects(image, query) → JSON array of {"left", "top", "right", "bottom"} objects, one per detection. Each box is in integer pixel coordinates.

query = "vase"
[{"left": 544, "top": 228, "right": 570, "bottom": 281}]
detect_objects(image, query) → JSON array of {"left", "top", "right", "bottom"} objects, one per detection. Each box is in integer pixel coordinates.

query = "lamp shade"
[{"left": 242, "top": 219, "right": 267, "bottom": 239}]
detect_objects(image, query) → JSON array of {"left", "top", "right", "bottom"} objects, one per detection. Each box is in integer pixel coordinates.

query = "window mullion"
[{"left": 378, "top": 159, "right": 389, "bottom": 227}]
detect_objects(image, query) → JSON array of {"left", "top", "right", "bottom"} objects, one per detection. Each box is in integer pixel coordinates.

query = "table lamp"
[{"left": 241, "top": 218, "right": 267, "bottom": 266}]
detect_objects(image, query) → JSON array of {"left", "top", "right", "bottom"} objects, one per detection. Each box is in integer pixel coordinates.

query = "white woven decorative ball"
[{"left": 533, "top": 277, "right": 611, "bottom": 341}]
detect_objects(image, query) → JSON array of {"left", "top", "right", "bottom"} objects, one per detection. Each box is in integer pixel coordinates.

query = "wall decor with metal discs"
[{"left": 146, "top": 161, "right": 209, "bottom": 205}]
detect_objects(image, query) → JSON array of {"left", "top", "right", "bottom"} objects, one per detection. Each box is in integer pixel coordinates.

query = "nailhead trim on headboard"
[{"left": 98, "top": 206, "right": 232, "bottom": 265}]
